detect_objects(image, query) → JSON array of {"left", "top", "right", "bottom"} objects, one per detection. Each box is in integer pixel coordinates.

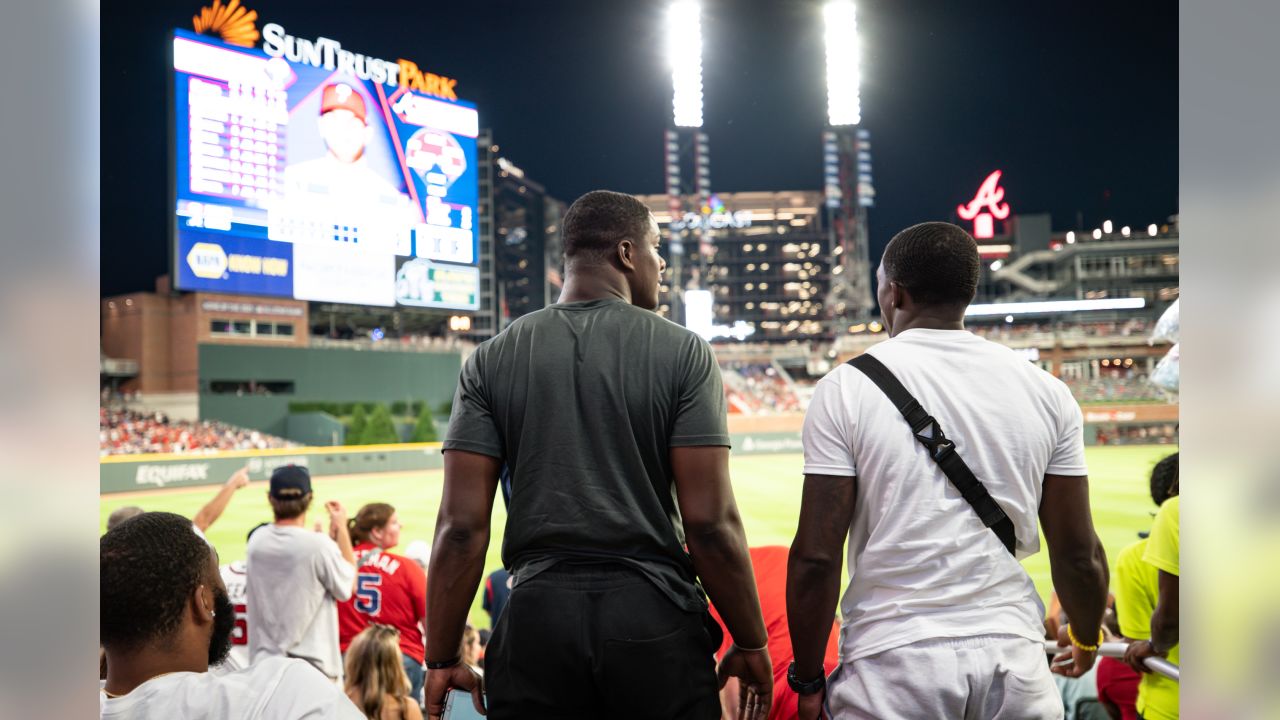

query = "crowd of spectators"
[
  {"left": 100, "top": 407, "right": 298, "bottom": 456},
  {"left": 970, "top": 318, "right": 1150, "bottom": 341},
  {"left": 1067, "top": 375, "right": 1165, "bottom": 403},
  {"left": 721, "top": 361, "right": 803, "bottom": 414}
]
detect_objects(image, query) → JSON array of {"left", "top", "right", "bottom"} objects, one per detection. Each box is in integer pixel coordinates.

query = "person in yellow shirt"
[{"left": 1115, "top": 453, "right": 1179, "bottom": 719}]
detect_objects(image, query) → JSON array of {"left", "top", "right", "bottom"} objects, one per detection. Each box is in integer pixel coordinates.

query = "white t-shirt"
[
  {"left": 246, "top": 525, "right": 356, "bottom": 679},
  {"left": 802, "top": 328, "right": 1087, "bottom": 663},
  {"left": 214, "top": 561, "right": 251, "bottom": 673},
  {"left": 99, "top": 656, "right": 365, "bottom": 719}
]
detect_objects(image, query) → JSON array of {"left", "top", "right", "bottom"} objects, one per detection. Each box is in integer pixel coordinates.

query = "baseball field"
[{"left": 100, "top": 444, "right": 1173, "bottom": 625}]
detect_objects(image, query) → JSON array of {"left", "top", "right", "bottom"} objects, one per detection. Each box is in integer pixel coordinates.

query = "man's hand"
[
  {"left": 1123, "top": 639, "right": 1165, "bottom": 674},
  {"left": 716, "top": 646, "right": 772, "bottom": 720},
  {"left": 226, "top": 466, "right": 250, "bottom": 490},
  {"left": 425, "top": 664, "right": 485, "bottom": 719},
  {"left": 1050, "top": 644, "right": 1097, "bottom": 678},
  {"left": 797, "top": 689, "right": 826, "bottom": 720},
  {"left": 325, "top": 500, "right": 348, "bottom": 525},
  {"left": 1051, "top": 624, "right": 1098, "bottom": 677}
]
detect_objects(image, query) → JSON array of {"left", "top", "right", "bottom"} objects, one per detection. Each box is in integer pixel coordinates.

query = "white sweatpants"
[{"left": 825, "top": 634, "right": 1065, "bottom": 720}]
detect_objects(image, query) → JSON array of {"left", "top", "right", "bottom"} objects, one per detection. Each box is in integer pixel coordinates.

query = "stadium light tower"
[
  {"left": 668, "top": 1, "right": 703, "bottom": 128},
  {"left": 663, "top": 1, "right": 711, "bottom": 330},
  {"left": 822, "top": 0, "right": 875, "bottom": 332}
]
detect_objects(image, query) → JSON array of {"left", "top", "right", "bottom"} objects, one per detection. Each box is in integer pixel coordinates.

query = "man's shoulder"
[{"left": 211, "top": 656, "right": 341, "bottom": 704}]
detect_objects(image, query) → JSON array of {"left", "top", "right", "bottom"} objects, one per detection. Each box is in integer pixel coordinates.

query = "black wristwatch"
[{"left": 787, "top": 662, "right": 826, "bottom": 696}]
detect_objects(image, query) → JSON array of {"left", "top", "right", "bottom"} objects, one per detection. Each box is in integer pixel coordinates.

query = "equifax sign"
[{"left": 957, "top": 170, "right": 1010, "bottom": 239}]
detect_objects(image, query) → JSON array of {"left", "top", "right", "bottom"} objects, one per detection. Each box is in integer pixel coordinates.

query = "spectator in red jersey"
[
  {"left": 339, "top": 503, "right": 428, "bottom": 708},
  {"left": 709, "top": 546, "right": 840, "bottom": 720}
]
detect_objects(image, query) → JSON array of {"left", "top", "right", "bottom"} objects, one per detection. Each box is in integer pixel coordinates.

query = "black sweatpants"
[{"left": 484, "top": 563, "right": 721, "bottom": 720}]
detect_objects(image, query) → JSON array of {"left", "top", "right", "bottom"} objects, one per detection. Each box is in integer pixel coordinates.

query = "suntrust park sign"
[{"left": 261, "top": 23, "right": 458, "bottom": 100}]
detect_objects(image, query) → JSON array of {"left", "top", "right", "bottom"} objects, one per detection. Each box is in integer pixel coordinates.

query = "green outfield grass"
[{"left": 100, "top": 444, "right": 1175, "bottom": 625}]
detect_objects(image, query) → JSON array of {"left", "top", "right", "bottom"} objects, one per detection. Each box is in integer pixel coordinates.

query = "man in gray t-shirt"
[
  {"left": 246, "top": 465, "right": 356, "bottom": 680},
  {"left": 424, "top": 191, "right": 774, "bottom": 720}
]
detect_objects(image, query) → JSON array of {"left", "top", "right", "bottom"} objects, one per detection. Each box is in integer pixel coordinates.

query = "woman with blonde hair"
[{"left": 344, "top": 624, "right": 423, "bottom": 720}]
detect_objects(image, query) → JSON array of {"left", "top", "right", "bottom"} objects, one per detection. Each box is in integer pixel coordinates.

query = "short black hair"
[
  {"left": 881, "top": 222, "right": 981, "bottom": 307},
  {"left": 561, "top": 190, "right": 653, "bottom": 263},
  {"left": 101, "top": 511, "right": 213, "bottom": 653},
  {"left": 1150, "top": 452, "right": 1179, "bottom": 506}
]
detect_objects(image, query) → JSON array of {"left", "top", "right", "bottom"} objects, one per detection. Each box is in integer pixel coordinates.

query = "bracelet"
[
  {"left": 732, "top": 641, "right": 769, "bottom": 653},
  {"left": 425, "top": 655, "right": 461, "bottom": 670},
  {"left": 1067, "top": 625, "right": 1103, "bottom": 652}
]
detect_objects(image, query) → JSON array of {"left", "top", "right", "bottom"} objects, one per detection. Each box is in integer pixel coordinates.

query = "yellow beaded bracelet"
[{"left": 1067, "top": 625, "right": 1104, "bottom": 652}]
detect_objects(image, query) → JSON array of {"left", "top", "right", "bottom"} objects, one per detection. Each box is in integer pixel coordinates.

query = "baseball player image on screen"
[{"left": 283, "top": 82, "right": 419, "bottom": 223}]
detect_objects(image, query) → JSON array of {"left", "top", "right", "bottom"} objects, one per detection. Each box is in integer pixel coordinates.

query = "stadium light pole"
[
  {"left": 664, "top": 1, "right": 704, "bottom": 328},
  {"left": 822, "top": 0, "right": 875, "bottom": 336}
]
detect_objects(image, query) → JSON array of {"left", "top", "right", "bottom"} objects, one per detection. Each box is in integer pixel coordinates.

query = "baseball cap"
[
  {"left": 320, "top": 82, "right": 367, "bottom": 124},
  {"left": 269, "top": 464, "right": 312, "bottom": 499}
]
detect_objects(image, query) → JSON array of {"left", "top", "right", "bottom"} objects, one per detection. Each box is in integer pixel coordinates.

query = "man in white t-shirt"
[
  {"left": 246, "top": 465, "right": 357, "bottom": 681},
  {"left": 101, "top": 511, "right": 363, "bottom": 718},
  {"left": 786, "top": 222, "right": 1109, "bottom": 720}
]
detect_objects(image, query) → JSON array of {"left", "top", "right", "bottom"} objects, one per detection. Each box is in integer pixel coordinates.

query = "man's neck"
[
  {"left": 274, "top": 514, "right": 307, "bottom": 528},
  {"left": 887, "top": 309, "right": 966, "bottom": 337},
  {"left": 103, "top": 648, "right": 205, "bottom": 697},
  {"left": 558, "top": 268, "right": 630, "bottom": 305}
]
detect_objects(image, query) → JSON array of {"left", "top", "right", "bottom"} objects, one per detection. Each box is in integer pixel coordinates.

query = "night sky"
[{"left": 101, "top": 0, "right": 1177, "bottom": 297}]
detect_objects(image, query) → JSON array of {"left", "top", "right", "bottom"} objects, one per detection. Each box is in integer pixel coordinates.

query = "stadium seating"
[
  {"left": 721, "top": 361, "right": 802, "bottom": 415},
  {"left": 100, "top": 407, "right": 298, "bottom": 456}
]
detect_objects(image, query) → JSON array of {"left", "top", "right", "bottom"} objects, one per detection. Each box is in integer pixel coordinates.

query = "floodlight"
[
  {"left": 668, "top": 2, "right": 703, "bottom": 127},
  {"left": 1148, "top": 223, "right": 1158, "bottom": 236},
  {"left": 824, "top": 1, "right": 861, "bottom": 126},
  {"left": 1103, "top": 219, "right": 1113, "bottom": 234}
]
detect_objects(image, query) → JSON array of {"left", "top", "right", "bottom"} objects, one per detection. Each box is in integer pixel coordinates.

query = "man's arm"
[
  {"left": 191, "top": 467, "right": 250, "bottom": 532},
  {"left": 326, "top": 500, "right": 356, "bottom": 570},
  {"left": 671, "top": 445, "right": 772, "bottom": 718},
  {"left": 1150, "top": 570, "right": 1179, "bottom": 651},
  {"left": 423, "top": 449, "right": 499, "bottom": 718},
  {"left": 1125, "top": 570, "right": 1179, "bottom": 672},
  {"left": 1040, "top": 473, "right": 1109, "bottom": 677},
  {"left": 787, "top": 474, "right": 855, "bottom": 681}
]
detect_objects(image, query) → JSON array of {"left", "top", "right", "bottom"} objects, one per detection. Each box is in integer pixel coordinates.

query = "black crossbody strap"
[{"left": 848, "top": 353, "right": 1017, "bottom": 555}]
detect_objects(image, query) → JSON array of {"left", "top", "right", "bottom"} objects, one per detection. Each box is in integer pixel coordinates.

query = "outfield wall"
[
  {"left": 99, "top": 433, "right": 807, "bottom": 494},
  {"left": 100, "top": 405, "right": 1175, "bottom": 494},
  {"left": 100, "top": 444, "right": 445, "bottom": 494}
]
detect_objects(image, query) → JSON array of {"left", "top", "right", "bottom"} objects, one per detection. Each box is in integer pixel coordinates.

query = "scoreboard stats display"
[{"left": 172, "top": 29, "right": 480, "bottom": 310}]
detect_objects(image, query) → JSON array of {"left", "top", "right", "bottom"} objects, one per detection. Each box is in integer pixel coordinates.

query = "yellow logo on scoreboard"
[
  {"left": 192, "top": 0, "right": 260, "bottom": 48},
  {"left": 187, "top": 242, "right": 228, "bottom": 279}
]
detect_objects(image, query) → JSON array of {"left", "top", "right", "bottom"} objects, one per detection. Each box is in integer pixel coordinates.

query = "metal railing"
[{"left": 1043, "top": 640, "right": 1179, "bottom": 682}]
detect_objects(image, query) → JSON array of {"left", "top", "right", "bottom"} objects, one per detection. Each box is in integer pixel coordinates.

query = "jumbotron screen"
[{"left": 171, "top": 29, "right": 480, "bottom": 309}]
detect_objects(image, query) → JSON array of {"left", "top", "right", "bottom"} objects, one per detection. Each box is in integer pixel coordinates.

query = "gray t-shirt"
[
  {"left": 245, "top": 525, "right": 355, "bottom": 678},
  {"left": 443, "top": 297, "right": 730, "bottom": 612}
]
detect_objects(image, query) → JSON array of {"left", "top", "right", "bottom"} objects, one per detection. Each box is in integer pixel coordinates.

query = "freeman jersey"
[
  {"left": 337, "top": 543, "right": 427, "bottom": 663},
  {"left": 216, "top": 561, "right": 251, "bottom": 672}
]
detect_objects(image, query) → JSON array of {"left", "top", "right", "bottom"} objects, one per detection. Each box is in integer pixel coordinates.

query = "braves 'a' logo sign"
[{"left": 957, "top": 170, "right": 1010, "bottom": 239}]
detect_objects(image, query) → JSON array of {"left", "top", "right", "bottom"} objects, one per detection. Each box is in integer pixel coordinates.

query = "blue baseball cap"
[{"left": 269, "top": 464, "right": 311, "bottom": 499}]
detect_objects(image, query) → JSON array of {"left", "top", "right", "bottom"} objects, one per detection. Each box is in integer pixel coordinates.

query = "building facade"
[{"left": 637, "top": 191, "right": 832, "bottom": 344}]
